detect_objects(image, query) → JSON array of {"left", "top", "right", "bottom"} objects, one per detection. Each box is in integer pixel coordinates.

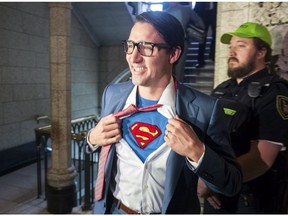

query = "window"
[{"left": 138, "top": 1, "right": 163, "bottom": 14}]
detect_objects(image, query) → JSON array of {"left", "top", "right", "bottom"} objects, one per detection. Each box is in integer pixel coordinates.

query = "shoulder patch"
[{"left": 276, "top": 95, "right": 288, "bottom": 120}]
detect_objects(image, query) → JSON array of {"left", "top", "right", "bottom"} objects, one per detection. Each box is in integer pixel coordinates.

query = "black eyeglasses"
[{"left": 122, "top": 40, "right": 171, "bottom": 57}]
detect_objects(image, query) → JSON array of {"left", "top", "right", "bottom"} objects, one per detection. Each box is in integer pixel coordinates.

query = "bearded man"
[{"left": 197, "top": 22, "right": 288, "bottom": 214}]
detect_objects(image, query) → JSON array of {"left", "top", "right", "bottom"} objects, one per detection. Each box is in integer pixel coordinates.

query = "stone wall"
[
  {"left": 71, "top": 13, "right": 99, "bottom": 119},
  {"left": 0, "top": 2, "right": 99, "bottom": 151},
  {"left": 98, "top": 45, "right": 128, "bottom": 112},
  {"left": 214, "top": 2, "right": 288, "bottom": 87},
  {"left": 0, "top": 3, "right": 50, "bottom": 151}
]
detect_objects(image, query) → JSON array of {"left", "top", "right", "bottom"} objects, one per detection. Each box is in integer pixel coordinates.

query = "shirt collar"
[
  {"left": 234, "top": 68, "right": 270, "bottom": 86},
  {"left": 124, "top": 77, "right": 176, "bottom": 118}
]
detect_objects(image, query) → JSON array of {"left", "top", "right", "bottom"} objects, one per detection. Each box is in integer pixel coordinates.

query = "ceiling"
[{"left": 72, "top": 2, "right": 135, "bottom": 46}]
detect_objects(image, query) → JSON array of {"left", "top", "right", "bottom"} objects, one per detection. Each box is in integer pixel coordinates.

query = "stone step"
[
  {"left": 185, "top": 71, "right": 214, "bottom": 82},
  {"left": 183, "top": 36, "right": 214, "bottom": 94},
  {"left": 187, "top": 47, "right": 211, "bottom": 52},
  {"left": 188, "top": 36, "right": 213, "bottom": 45},
  {"left": 184, "top": 60, "right": 198, "bottom": 66},
  {"left": 185, "top": 59, "right": 214, "bottom": 68},
  {"left": 185, "top": 54, "right": 211, "bottom": 62},
  {"left": 185, "top": 57, "right": 214, "bottom": 70}
]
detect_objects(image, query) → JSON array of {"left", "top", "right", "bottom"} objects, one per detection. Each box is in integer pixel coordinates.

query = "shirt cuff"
[
  {"left": 186, "top": 145, "right": 205, "bottom": 170},
  {"left": 86, "top": 130, "right": 99, "bottom": 153}
]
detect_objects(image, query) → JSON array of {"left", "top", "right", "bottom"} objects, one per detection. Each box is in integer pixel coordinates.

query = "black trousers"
[{"left": 203, "top": 192, "right": 284, "bottom": 214}]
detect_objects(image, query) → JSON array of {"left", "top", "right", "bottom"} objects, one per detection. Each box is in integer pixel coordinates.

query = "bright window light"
[{"left": 150, "top": 3, "right": 163, "bottom": 11}]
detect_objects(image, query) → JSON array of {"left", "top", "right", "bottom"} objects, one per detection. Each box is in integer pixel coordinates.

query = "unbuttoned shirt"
[
  {"left": 111, "top": 79, "right": 203, "bottom": 214},
  {"left": 87, "top": 78, "right": 204, "bottom": 213},
  {"left": 111, "top": 80, "right": 175, "bottom": 214}
]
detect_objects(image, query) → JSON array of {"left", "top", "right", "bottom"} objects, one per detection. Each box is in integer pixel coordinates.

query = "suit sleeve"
[
  {"left": 194, "top": 99, "right": 242, "bottom": 196},
  {"left": 86, "top": 83, "right": 114, "bottom": 153}
]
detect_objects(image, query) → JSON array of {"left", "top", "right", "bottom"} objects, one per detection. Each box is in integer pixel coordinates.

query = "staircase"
[{"left": 183, "top": 36, "right": 214, "bottom": 95}]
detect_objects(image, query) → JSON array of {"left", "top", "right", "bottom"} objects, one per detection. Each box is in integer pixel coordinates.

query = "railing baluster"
[
  {"left": 82, "top": 137, "right": 92, "bottom": 211},
  {"left": 35, "top": 115, "right": 98, "bottom": 209}
]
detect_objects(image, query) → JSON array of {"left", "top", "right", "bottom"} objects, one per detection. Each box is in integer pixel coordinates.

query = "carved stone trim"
[{"left": 254, "top": 2, "right": 288, "bottom": 26}]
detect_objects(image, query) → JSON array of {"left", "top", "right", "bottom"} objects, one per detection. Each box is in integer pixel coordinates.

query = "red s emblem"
[{"left": 129, "top": 122, "right": 162, "bottom": 149}]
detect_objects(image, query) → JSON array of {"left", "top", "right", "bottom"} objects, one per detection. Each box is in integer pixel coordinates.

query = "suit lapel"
[
  {"left": 102, "top": 82, "right": 134, "bottom": 116},
  {"left": 162, "top": 151, "right": 185, "bottom": 212},
  {"left": 101, "top": 82, "right": 134, "bottom": 200},
  {"left": 176, "top": 83, "right": 199, "bottom": 123},
  {"left": 162, "top": 83, "right": 199, "bottom": 213}
]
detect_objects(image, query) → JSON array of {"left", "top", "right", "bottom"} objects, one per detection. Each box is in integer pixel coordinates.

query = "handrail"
[
  {"left": 71, "top": 114, "right": 98, "bottom": 124},
  {"left": 35, "top": 114, "right": 97, "bottom": 133},
  {"left": 35, "top": 114, "right": 98, "bottom": 210}
]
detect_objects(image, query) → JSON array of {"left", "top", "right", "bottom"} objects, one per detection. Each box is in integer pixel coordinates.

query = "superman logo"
[{"left": 129, "top": 122, "right": 162, "bottom": 149}]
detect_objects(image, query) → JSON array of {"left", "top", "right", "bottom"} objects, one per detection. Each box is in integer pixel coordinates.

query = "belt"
[{"left": 113, "top": 197, "right": 139, "bottom": 214}]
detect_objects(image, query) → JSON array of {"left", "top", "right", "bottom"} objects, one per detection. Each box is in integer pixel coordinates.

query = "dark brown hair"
[{"left": 136, "top": 11, "right": 185, "bottom": 60}]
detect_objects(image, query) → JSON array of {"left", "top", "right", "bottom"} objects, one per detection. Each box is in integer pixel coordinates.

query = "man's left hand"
[{"left": 164, "top": 115, "right": 205, "bottom": 162}]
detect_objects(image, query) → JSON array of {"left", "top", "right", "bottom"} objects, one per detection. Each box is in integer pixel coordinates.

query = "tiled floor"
[
  {"left": 0, "top": 163, "right": 91, "bottom": 214},
  {"left": 0, "top": 163, "right": 48, "bottom": 214}
]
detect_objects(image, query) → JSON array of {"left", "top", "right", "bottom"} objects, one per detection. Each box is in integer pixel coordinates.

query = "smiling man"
[
  {"left": 86, "top": 11, "right": 242, "bottom": 214},
  {"left": 198, "top": 22, "right": 288, "bottom": 214}
]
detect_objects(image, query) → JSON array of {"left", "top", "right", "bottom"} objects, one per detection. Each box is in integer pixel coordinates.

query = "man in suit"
[
  {"left": 164, "top": 2, "right": 205, "bottom": 81},
  {"left": 194, "top": 2, "right": 217, "bottom": 67},
  {"left": 87, "top": 11, "right": 242, "bottom": 214}
]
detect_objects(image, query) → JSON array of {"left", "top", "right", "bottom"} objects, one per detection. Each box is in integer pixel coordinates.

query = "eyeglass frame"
[{"left": 122, "top": 40, "right": 172, "bottom": 57}]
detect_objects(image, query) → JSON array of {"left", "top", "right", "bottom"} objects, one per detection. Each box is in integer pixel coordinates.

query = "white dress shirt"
[
  {"left": 87, "top": 78, "right": 204, "bottom": 213},
  {"left": 112, "top": 79, "right": 176, "bottom": 213}
]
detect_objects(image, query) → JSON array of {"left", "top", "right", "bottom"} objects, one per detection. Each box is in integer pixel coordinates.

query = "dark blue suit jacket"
[{"left": 93, "top": 81, "right": 242, "bottom": 214}]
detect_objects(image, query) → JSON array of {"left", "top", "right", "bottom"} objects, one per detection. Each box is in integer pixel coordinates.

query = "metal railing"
[{"left": 35, "top": 115, "right": 99, "bottom": 210}]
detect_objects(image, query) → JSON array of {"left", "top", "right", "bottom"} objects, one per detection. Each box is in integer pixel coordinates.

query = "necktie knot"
[{"left": 113, "top": 103, "right": 163, "bottom": 118}]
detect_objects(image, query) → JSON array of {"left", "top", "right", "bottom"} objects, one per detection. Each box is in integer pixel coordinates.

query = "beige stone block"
[
  {"left": 50, "top": 63, "right": 71, "bottom": 90},
  {"left": 219, "top": 2, "right": 249, "bottom": 11},
  {"left": 49, "top": 5, "right": 71, "bottom": 36},
  {"left": 51, "top": 90, "right": 71, "bottom": 117},
  {"left": 47, "top": 165, "right": 77, "bottom": 187},
  {"left": 217, "top": 46, "right": 229, "bottom": 59},
  {"left": 214, "top": 58, "right": 229, "bottom": 87},
  {"left": 50, "top": 36, "right": 70, "bottom": 64},
  {"left": 218, "top": 10, "right": 249, "bottom": 34}
]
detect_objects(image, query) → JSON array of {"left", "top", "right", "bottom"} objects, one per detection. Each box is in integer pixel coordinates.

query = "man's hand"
[
  {"left": 198, "top": 178, "right": 222, "bottom": 210},
  {"left": 164, "top": 115, "right": 205, "bottom": 162},
  {"left": 197, "top": 178, "right": 210, "bottom": 197},
  {"left": 88, "top": 114, "right": 122, "bottom": 146}
]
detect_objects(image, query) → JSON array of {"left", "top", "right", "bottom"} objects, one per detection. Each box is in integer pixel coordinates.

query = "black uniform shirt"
[
  {"left": 212, "top": 68, "right": 288, "bottom": 156},
  {"left": 211, "top": 68, "right": 288, "bottom": 211}
]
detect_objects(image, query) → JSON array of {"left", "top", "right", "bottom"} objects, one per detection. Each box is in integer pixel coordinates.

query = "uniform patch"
[
  {"left": 129, "top": 122, "right": 162, "bottom": 149},
  {"left": 276, "top": 95, "right": 288, "bottom": 120},
  {"left": 223, "top": 107, "right": 237, "bottom": 116}
]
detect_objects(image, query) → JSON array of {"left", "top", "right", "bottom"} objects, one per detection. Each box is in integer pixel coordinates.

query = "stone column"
[{"left": 46, "top": 2, "right": 77, "bottom": 214}]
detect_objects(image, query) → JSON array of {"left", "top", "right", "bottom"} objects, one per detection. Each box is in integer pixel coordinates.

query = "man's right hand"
[
  {"left": 198, "top": 178, "right": 222, "bottom": 210},
  {"left": 88, "top": 114, "right": 122, "bottom": 146}
]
